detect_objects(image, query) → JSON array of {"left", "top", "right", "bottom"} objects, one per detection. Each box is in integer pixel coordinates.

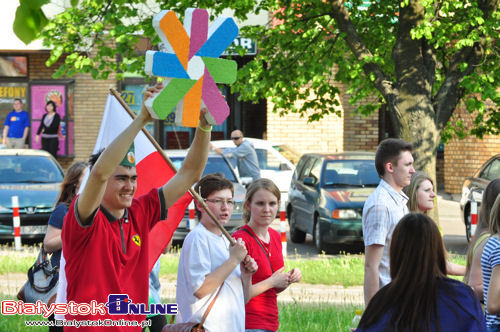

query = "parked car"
[
  {"left": 460, "top": 154, "right": 500, "bottom": 241},
  {"left": 0, "top": 149, "right": 64, "bottom": 240},
  {"left": 211, "top": 138, "right": 295, "bottom": 203},
  {"left": 287, "top": 152, "right": 380, "bottom": 253},
  {"left": 272, "top": 143, "right": 301, "bottom": 165},
  {"left": 167, "top": 150, "right": 246, "bottom": 242}
]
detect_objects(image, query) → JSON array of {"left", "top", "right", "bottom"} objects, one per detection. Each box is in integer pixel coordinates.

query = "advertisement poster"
[{"left": 30, "top": 84, "right": 69, "bottom": 156}]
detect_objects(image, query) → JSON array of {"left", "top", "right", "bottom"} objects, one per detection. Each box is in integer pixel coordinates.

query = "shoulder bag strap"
[
  {"left": 240, "top": 228, "right": 274, "bottom": 273},
  {"left": 197, "top": 282, "right": 224, "bottom": 327},
  {"left": 473, "top": 232, "right": 491, "bottom": 252},
  {"left": 168, "top": 282, "right": 224, "bottom": 326}
]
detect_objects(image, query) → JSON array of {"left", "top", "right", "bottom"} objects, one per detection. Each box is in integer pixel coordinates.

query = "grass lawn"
[
  {"left": 0, "top": 245, "right": 467, "bottom": 286},
  {"left": 0, "top": 246, "right": 466, "bottom": 331},
  {"left": 0, "top": 293, "right": 360, "bottom": 332}
]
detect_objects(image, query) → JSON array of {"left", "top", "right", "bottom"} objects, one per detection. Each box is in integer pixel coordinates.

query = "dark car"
[
  {"left": 167, "top": 150, "right": 246, "bottom": 242},
  {"left": 287, "top": 152, "right": 380, "bottom": 253},
  {"left": 460, "top": 154, "right": 500, "bottom": 241},
  {"left": 0, "top": 149, "right": 64, "bottom": 240}
]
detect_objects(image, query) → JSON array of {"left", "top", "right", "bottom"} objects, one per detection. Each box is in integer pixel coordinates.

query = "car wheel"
[
  {"left": 313, "top": 217, "right": 326, "bottom": 253},
  {"left": 288, "top": 209, "right": 306, "bottom": 243},
  {"left": 464, "top": 206, "right": 472, "bottom": 242}
]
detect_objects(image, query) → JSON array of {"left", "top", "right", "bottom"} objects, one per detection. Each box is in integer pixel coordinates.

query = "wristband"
[{"left": 198, "top": 125, "right": 212, "bottom": 133}]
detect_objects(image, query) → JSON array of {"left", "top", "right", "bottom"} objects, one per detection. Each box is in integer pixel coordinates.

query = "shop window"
[
  {"left": 0, "top": 56, "right": 28, "bottom": 77},
  {"left": 0, "top": 83, "right": 28, "bottom": 143},
  {"left": 30, "top": 81, "right": 75, "bottom": 157}
]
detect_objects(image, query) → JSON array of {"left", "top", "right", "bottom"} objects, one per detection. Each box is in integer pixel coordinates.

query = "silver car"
[{"left": 166, "top": 150, "right": 246, "bottom": 242}]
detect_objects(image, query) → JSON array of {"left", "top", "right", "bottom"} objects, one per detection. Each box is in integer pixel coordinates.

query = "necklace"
[{"left": 253, "top": 230, "right": 271, "bottom": 257}]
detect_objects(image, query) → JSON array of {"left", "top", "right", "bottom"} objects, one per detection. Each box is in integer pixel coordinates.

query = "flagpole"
[{"left": 109, "top": 88, "right": 236, "bottom": 245}]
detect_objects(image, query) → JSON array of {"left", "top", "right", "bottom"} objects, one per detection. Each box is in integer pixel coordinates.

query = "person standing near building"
[
  {"left": 2, "top": 98, "right": 29, "bottom": 148},
  {"left": 35, "top": 100, "right": 61, "bottom": 158},
  {"left": 211, "top": 130, "right": 261, "bottom": 181},
  {"left": 362, "top": 138, "right": 415, "bottom": 306}
]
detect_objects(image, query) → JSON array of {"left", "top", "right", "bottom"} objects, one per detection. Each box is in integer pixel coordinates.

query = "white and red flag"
[{"left": 91, "top": 93, "right": 192, "bottom": 270}]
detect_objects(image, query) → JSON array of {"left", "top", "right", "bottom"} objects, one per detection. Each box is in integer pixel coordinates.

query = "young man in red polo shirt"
[{"left": 61, "top": 84, "right": 211, "bottom": 330}]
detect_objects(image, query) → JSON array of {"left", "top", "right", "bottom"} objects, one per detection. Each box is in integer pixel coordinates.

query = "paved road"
[{"left": 273, "top": 193, "right": 469, "bottom": 257}]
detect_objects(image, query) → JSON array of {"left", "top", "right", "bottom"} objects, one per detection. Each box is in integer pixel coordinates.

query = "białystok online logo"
[{"left": 1, "top": 294, "right": 178, "bottom": 318}]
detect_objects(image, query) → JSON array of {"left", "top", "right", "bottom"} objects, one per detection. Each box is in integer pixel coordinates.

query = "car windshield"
[
  {"left": 170, "top": 156, "right": 237, "bottom": 183},
  {"left": 0, "top": 155, "right": 64, "bottom": 183},
  {"left": 255, "top": 148, "right": 283, "bottom": 171},
  {"left": 323, "top": 160, "right": 380, "bottom": 187},
  {"left": 273, "top": 144, "right": 301, "bottom": 165}
]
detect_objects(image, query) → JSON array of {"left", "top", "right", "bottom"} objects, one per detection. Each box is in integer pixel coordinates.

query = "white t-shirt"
[
  {"left": 176, "top": 223, "right": 245, "bottom": 332},
  {"left": 362, "top": 179, "right": 408, "bottom": 287}
]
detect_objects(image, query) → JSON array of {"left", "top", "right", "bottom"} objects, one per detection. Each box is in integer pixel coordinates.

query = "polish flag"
[
  {"left": 91, "top": 93, "right": 192, "bottom": 269},
  {"left": 56, "top": 93, "right": 190, "bottom": 319}
]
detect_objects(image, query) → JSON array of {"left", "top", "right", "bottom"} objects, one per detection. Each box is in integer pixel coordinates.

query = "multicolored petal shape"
[{"left": 144, "top": 8, "right": 238, "bottom": 127}]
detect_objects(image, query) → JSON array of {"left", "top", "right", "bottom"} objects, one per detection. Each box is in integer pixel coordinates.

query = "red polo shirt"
[
  {"left": 61, "top": 189, "right": 164, "bottom": 331},
  {"left": 233, "top": 225, "right": 284, "bottom": 331}
]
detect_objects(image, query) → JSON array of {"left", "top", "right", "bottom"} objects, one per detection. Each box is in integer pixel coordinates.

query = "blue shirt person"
[
  {"left": 213, "top": 130, "right": 261, "bottom": 181},
  {"left": 3, "top": 98, "right": 30, "bottom": 149}
]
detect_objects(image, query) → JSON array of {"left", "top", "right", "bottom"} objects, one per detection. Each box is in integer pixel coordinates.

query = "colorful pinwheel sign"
[{"left": 144, "top": 8, "right": 239, "bottom": 127}]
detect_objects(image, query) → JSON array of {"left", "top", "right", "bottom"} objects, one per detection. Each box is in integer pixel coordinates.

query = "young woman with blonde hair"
[
  {"left": 233, "top": 178, "right": 301, "bottom": 332},
  {"left": 465, "top": 179, "right": 500, "bottom": 299},
  {"left": 481, "top": 193, "right": 500, "bottom": 331},
  {"left": 403, "top": 171, "right": 465, "bottom": 276}
]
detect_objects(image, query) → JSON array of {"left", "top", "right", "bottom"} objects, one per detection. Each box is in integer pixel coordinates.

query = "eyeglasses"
[
  {"left": 231, "top": 137, "right": 241, "bottom": 140},
  {"left": 204, "top": 198, "right": 235, "bottom": 207}
]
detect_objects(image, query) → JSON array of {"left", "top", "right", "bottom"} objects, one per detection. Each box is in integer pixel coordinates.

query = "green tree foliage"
[
  {"left": 15, "top": 1, "right": 499, "bottom": 164},
  {"left": 13, "top": 0, "right": 50, "bottom": 44}
]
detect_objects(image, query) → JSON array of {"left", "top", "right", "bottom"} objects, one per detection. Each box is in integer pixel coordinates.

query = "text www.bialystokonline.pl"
[{"left": 25, "top": 319, "right": 152, "bottom": 328}]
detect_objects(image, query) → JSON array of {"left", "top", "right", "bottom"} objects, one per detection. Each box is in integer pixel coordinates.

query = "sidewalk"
[{"left": 0, "top": 272, "right": 364, "bottom": 306}]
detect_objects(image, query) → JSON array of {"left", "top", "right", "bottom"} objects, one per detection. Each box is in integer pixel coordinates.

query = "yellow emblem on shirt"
[{"left": 132, "top": 234, "right": 141, "bottom": 247}]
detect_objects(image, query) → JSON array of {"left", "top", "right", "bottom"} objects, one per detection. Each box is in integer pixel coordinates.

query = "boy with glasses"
[
  {"left": 176, "top": 173, "right": 257, "bottom": 331},
  {"left": 211, "top": 129, "right": 261, "bottom": 181}
]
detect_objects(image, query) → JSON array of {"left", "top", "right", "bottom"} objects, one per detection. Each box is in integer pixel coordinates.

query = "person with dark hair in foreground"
[
  {"left": 357, "top": 213, "right": 486, "bottom": 332},
  {"left": 42, "top": 161, "right": 87, "bottom": 332}
]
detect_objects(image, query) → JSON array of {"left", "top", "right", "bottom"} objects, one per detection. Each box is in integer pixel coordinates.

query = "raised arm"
[
  {"left": 77, "top": 85, "right": 160, "bottom": 224},
  {"left": 161, "top": 111, "right": 210, "bottom": 208}
]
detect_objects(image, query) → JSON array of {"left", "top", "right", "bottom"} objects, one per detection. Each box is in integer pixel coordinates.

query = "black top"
[{"left": 37, "top": 113, "right": 61, "bottom": 135}]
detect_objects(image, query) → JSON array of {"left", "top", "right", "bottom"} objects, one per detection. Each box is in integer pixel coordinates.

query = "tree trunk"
[{"left": 389, "top": 95, "right": 441, "bottom": 223}]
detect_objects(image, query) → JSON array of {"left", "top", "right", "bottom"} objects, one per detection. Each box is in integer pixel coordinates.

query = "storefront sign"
[
  {"left": 0, "top": 85, "right": 26, "bottom": 98},
  {"left": 223, "top": 37, "right": 257, "bottom": 55}
]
